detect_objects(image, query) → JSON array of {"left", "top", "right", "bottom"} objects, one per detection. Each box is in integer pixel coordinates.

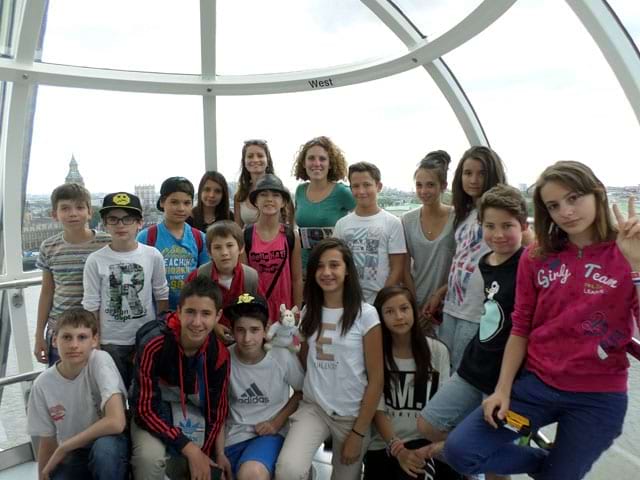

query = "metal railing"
[
  {"left": 0, "top": 370, "right": 39, "bottom": 388},
  {"left": 0, "top": 275, "right": 42, "bottom": 291}
]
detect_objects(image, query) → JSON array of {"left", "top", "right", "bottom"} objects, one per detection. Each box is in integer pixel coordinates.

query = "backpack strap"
[
  {"left": 197, "top": 262, "right": 213, "bottom": 279},
  {"left": 284, "top": 224, "right": 295, "bottom": 254},
  {"left": 190, "top": 226, "right": 203, "bottom": 255},
  {"left": 244, "top": 224, "right": 254, "bottom": 256},
  {"left": 241, "top": 265, "right": 259, "bottom": 296},
  {"left": 146, "top": 224, "right": 202, "bottom": 254},
  {"left": 146, "top": 224, "right": 158, "bottom": 247}
]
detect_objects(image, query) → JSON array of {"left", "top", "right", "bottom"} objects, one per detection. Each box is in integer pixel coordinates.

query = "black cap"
[
  {"left": 249, "top": 174, "right": 291, "bottom": 207},
  {"left": 157, "top": 177, "right": 195, "bottom": 211},
  {"left": 224, "top": 293, "right": 269, "bottom": 322},
  {"left": 100, "top": 192, "right": 143, "bottom": 216}
]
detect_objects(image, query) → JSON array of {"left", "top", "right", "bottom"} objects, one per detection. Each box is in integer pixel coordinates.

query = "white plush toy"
[{"left": 265, "top": 304, "right": 302, "bottom": 352}]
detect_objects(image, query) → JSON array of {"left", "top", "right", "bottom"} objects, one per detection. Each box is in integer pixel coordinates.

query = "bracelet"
[
  {"left": 632, "top": 272, "right": 640, "bottom": 285},
  {"left": 351, "top": 428, "right": 365, "bottom": 438}
]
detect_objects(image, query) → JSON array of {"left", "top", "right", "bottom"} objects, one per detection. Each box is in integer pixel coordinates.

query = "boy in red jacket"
[{"left": 130, "top": 276, "right": 231, "bottom": 480}]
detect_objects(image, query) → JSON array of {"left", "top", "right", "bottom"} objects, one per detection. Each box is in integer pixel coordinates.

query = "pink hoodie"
[{"left": 511, "top": 241, "right": 639, "bottom": 393}]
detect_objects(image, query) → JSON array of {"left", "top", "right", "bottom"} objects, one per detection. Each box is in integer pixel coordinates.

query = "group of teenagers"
[{"left": 26, "top": 135, "right": 640, "bottom": 480}]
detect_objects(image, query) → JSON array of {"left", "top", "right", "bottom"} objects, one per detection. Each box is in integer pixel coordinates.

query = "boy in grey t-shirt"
[
  {"left": 221, "top": 294, "right": 304, "bottom": 480},
  {"left": 27, "top": 309, "right": 128, "bottom": 480}
]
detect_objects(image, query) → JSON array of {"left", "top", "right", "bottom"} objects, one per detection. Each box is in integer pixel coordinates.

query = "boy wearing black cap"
[
  {"left": 83, "top": 192, "right": 169, "bottom": 388},
  {"left": 138, "top": 177, "right": 210, "bottom": 310},
  {"left": 221, "top": 293, "right": 304, "bottom": 480}
]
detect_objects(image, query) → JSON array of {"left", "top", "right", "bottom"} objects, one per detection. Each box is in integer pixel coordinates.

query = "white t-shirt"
[
  {"left": 443, "top": 210, "right": 490, "bottom": 322},
  {"left": 83, "top": 243, "right": 169, "bottom": 345},
  {"left": 369, "top": 337, "right": 450, "bottom": 450},
  {"left": 303, "top": 303, "right": 380, "bottom": 417},
  {"left": 226, "top": 345, "right": 305, "bottom": 446},
  {"left": 334, "top": 210, "right": 407, "bottom": 304},
  {"left": 27, "top": 350, "right": 127, "bottom": 444}
]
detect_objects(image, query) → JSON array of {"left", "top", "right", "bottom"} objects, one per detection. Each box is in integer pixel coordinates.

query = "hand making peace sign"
[{"left": 613, "top": 196, "right": 640, "bottom": 271}]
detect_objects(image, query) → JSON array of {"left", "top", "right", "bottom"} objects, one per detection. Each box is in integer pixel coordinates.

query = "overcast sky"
[{"left": 17, "top": 0, "right": 640, "bottom": 195}]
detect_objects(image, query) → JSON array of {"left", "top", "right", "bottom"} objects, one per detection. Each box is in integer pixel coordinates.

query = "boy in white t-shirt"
[
  {"left": 27, "top": 308, "right": 128, "bottom": 480},
  {"left": 334, "top": 162, "right": 407, "bottom": 303},
  {"left": 220, "top": 293, "right": 304, "bottom": 480},
  {"left": 83, "top": 192, "right": 169, "bottom": 388}
]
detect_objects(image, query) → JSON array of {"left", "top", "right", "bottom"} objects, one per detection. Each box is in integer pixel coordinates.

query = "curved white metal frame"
[
  {"left": 362, "top": 0, "right": 489, "bottom": 146},
  {"left": 566, "top": 0, "right": 640, "bottom": 126},
  {"left": 0, "top": 1, "right": 516, "bottom": 95},
  {"left": 0, "top": 0, "right": 639, "bottom": 289}
]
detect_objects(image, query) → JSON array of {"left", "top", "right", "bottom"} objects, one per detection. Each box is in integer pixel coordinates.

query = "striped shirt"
[{"left": 37, "top": 230, "right": 111, "bottom": 328}]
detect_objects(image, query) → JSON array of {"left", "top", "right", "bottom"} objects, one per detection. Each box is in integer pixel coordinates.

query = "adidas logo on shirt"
[{"left": 239, "top": 383, "right": 270, "bottom": 404}]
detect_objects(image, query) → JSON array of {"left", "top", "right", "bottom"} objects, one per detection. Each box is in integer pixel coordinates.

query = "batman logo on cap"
[{"left": 113, "top": 193, "right": 131, "bottom": 205}]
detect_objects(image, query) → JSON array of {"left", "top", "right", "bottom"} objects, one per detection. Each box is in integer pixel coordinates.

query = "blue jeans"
[
  {"left": 443, "top": 371, "right": 627, "bottom": 480},
  {"left": 50, "top": 434, "right": 130, "bottom": 480}
]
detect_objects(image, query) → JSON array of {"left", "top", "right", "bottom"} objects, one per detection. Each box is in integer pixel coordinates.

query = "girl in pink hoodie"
[{"left": 444, "top": 161, "right": 640, "bottom": 479}]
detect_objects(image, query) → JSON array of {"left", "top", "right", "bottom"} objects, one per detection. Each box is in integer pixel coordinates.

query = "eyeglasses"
[
  {"left": 105, "top": 216, "right": 138, "bottom": 225},
  {"left": 244, "top": 139, "right": 268, "bottom": 145}
]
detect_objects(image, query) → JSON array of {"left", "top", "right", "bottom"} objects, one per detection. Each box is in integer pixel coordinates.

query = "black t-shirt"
[{"left": 457, "top": 247, "right": 524, "bottom": 394}]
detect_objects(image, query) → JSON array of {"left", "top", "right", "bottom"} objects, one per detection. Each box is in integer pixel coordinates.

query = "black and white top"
[
  {"left": 369, "top": 337, "right": 450, "bottom": 450},
  {"left": 457, "top": 247, "right": 524, "bottom": 394}
]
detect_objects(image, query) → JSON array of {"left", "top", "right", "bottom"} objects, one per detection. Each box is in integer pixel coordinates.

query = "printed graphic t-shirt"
[
  {"left": 334, "top": 210, "right": 407, "bottom": 304},
  {"left": 369, "top": 337, "right": 451, "bottom": 450},
  {"left": 226, "top": 346, "right": 304, "bottom": 446},
  {"left": 303, "top": 303, "right": 380, "bottom": 417},
  {"left": 246, "top": 225, "right": 293, "bottom": 322},
  {"left": 83, "top": 244, "right": 169, "bottom": 345},
  {"left": 138, "top": 223, "right": 209, "bottom": 310},
  {"left": 443, "top": 209, "right": 490, "bottom": 322},
  {"left": 457, "top": 248, "right": 523, "bottom": 394},
  {"left": 27, "top": 350, "right": 127, "bottom": 444}
]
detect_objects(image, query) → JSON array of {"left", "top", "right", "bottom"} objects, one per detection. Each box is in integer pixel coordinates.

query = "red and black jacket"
[{"left": 130, "top": 312, "right": 230, "bottom": 456}]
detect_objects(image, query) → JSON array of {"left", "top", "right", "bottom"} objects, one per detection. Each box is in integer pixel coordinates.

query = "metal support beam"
[
  {"left": 201, "top": 0, "right": 217, "bottom": 171},
  {"left": 7, "top": 288, "right": 33, "bottom": 374},
  {"left": 203, "top": 96, "right": 217, "bottom": 172},
  {"left": 363, "top": 0, "right": 489, "bottom": 146},
  {"left": 566, "top": 0, "right": 640, "bottom": 127},
  {"left": 2, "top": 82, "right": 29, "bottom": 278},
  {"left": 15, "top": 0, "right": 47, "bottom": 64}
]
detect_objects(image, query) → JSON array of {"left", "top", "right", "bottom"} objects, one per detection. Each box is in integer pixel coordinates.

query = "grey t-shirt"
[
  {"left": 402, "top": 207, "right": 455, "bottom": 307},
  {"left": 27, "top": 350, "right": 127, "bottom": 444}
]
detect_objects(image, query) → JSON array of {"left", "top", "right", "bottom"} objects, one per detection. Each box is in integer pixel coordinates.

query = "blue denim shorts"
[{"left": 421, "top": 372, "right": 485, "bottom": 431}]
